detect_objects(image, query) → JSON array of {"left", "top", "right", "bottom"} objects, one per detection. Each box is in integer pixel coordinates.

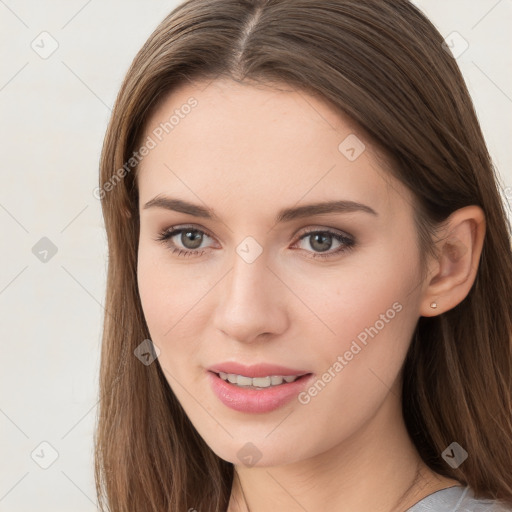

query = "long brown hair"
[{"left": 95, "top": 1, "right": 512, "bottom": 510}]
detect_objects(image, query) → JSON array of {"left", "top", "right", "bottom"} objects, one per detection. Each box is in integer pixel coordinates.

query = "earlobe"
[{"left": 420, "top": 206, "right": 486, "bottom": 317}]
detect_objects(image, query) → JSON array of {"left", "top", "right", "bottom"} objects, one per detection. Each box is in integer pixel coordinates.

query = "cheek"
[
  {"left": 137, "top": 248, "right": 168, "bottom": 336},
  {"left": 291, "top": 236, "right": 420, "bottom": 348},
  {"left": 285, "top": 279, "right": 418, "bottom": 456},
  {"left": 136, "top": 245, "right": 213, "bottom": 370},
  {"left": 137, "top": 243, "right": 194, "bottom": 332},
  {"left": 137, "top": 248, "right": 186, "bottom": 366},
  {"left": 294, "top": 240, "right": 421, "bottom": 401}
]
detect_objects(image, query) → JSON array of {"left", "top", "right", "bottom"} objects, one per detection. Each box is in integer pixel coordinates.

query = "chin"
[{"left": 206, "top": 437, "right": 305, "bottom": 468}]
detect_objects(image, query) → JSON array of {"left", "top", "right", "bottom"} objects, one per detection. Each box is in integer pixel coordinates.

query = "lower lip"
[{"left": 207, "top": 371, "right": 314, "bottom": 413}]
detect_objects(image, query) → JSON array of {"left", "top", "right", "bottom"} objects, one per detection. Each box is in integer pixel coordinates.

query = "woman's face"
[{"left": 136, "top": 78, "right": 427, "bottom": 467}]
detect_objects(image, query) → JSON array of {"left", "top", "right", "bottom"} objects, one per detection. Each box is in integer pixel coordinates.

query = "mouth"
[
  {"left": 212, "top": 371, "right": 310, "bottom": 389},
  {"left": 206, "top": 369, "right": 314, "bottom": 413}
]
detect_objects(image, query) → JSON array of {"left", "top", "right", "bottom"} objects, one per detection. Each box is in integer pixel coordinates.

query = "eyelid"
[
  {"left": 157, "top": 223, "right": 353, "bottom": 243},
  {"left": 294, "top": 224, "right": 353, "bottom": 239}
]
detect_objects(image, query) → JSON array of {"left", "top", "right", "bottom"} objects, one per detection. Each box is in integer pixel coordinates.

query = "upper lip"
[{"left": 207, "top": 362, "right": 311, "bottom": 378}]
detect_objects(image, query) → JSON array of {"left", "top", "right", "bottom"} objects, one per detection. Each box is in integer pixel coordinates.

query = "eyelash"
[{"left": 154, "top": 225, "right": 356, "bottom": 261}]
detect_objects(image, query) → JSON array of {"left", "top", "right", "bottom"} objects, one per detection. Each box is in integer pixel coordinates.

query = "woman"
[{"left": 94, "top": 0, "right": 512, "bottom": 510}]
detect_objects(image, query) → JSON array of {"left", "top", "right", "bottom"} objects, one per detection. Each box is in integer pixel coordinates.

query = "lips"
[
  {"left": 207, "top": 362, "right": 310, "bottom": 378},
  {"left": 206, "top": 362, "right": 314, "bottom": 413}
]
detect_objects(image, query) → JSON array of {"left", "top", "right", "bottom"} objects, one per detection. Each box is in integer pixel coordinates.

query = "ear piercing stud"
[{"left": 430, "top": 301, "right": 438, "bottom": 309}]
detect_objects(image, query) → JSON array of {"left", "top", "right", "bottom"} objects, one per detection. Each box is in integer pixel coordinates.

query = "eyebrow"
[{"left": 143, "top": 195, "right": 378, "bottom": 223}]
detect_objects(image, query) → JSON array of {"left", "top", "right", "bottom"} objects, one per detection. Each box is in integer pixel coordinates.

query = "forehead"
[{"left": 136, "top": 78, "right": 411, "bottom": 223}]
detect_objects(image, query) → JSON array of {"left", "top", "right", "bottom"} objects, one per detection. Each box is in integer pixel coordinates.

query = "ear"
[{"left": 420, "top": 205, "right": 486, "bottom": 317}]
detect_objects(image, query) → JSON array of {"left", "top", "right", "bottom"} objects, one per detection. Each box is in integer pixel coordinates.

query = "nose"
[{"left": 212, "top": 248, "right": 289, "bottom": 344}]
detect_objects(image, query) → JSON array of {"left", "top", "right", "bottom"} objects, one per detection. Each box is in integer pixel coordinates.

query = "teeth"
[
  {"left": 217, "top": 372, "right": 301, "bottom": 388},
  {"left": 270, "top": 375, "right": 282, "bottom": 385}
]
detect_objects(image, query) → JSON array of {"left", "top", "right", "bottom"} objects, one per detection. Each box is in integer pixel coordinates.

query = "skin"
[{"left": 136, "top": 78, "right": 485, "bottom": 511}]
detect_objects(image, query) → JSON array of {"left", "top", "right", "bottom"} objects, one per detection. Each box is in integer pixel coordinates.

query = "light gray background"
[{"left": 1, "top": 1, "right": 511, "bottom": 510}]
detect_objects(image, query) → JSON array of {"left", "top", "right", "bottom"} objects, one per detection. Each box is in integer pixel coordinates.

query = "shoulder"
[{"left": 407, "top": 485, "right": 512, "bottom": 512}]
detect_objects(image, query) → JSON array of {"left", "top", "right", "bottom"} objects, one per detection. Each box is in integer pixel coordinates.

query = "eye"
[
  {"left": 155, "top": 225, "right": 356, "bottom": 260},
  {"left": 292, "top": 228, "right": 355, "bottom": 260},
  {"left": 154, "top": 226, "right": 215, "bottom": 258}
]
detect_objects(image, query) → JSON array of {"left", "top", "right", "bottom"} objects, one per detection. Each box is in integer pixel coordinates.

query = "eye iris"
[
  {"left": 181, "top": 230, "right": 203, "bottom": 249},
  {"left": 310, "top": 233, "right": 332, "bottom": 252}
]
